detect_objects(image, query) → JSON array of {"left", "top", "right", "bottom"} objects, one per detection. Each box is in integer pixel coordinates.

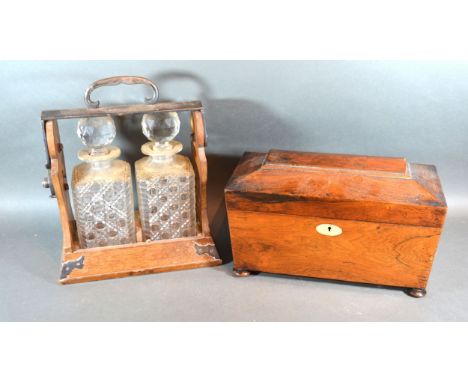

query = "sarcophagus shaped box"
[{"left": 225, "top": 150, "right": 447, "bottom": 297}]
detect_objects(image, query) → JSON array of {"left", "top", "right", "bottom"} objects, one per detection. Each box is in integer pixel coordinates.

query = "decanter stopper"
[
  {"left": 77, "top": 116, "right": 116, "bottom": 155},
  {"left": 76, "top": 116, "right": 120, "bottom": 161},
  {"left": 142, "top": 112, "right": 181, "bottom": 150}
]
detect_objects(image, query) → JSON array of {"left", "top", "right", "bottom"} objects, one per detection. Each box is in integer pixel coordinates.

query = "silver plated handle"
[{"left": 84, "top": 76, "right": 159, "bottom": 108}]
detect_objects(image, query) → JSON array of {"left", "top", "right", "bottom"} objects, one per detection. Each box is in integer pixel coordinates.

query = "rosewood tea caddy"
[
  {"left": 225, "top": 149, "right": 447, "bottom": 297},
  {"left": 42, "top": 76, "right": 221, "bottom": 284}
]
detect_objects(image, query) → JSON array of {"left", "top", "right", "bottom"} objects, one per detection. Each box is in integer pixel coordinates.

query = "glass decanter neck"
[
  {"left": 89, "top": 147, "right": 110, "bottom": 156},
  {"left": 78, "top": 146, "right": 121, "bottom": 166},
  {"left": 141, "top": 140, "right": 182, "bottom": 163},
  {"left": 149, "top": 153, "right": 175, "bottom": 164},
  {"left": 90, "top": 159, "right": 113, "bottom": 169},
  {"left": 153, "top": 141, "right": 171, "bottom": 150}
]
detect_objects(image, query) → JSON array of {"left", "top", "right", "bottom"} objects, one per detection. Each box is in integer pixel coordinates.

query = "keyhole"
[{"left": 316, "top": 224, "right": 342, "bottom": 236}]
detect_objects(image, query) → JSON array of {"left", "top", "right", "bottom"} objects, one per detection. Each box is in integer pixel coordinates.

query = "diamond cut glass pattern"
[
  {"left": 136, "top": 156, "right": 197, "bottom": 241},
  {"left": 72, "top": 160, "right": 136, "bottom": 249},
  {"left": 141, "top": 112, "right": 180, "bottom": 146},
  {"left": 77, "top": 116, "right": 116, "bottom": 149}
]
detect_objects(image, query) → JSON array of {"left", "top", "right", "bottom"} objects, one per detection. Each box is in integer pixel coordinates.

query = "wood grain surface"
[
  {"left": 225, "top": 150, "right": 447, "bottom": 289},
  {"left": 61, "top": 236, "right": 221, "bottom": 284},
  {"left": 264, "top": 149, "right": 410, "bottom": 176},
  {"left": 191, "top": 111, "right": 210, "bottom": 235},
  {"left": 225, "top": 152, "right": 447, "bottom": 228},
  {"left": 45, "top": 120, "right": 75, "bottom": 253},
  {"left": 228, "top": 210, "right": 442, "bottom": 288}
]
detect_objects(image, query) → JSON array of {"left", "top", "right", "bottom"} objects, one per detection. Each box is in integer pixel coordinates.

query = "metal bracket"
[
  {"left": 194, "top": 243, "right": 219, "bottom": 259},
  {"left": 60, "top": 256, "right": 85, "bottom": 279}
]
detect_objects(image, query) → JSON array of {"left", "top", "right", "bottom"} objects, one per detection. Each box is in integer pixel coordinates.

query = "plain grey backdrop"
[{"left": 0, "top": 61, "right": 467, "bottom": 321}]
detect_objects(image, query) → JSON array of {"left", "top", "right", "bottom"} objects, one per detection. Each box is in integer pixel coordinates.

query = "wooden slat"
[
  {"left": 41, "top": 100, "right": 203, "bottom": 121},
  {"left": 191, "top": 110, "right": 206, "bottom": 147},
  {"left": 45, "top": 120, "right": 75, "bottom": 253},
  {"left": 191, "top": 111, "right": 210, "bottom": 235}
]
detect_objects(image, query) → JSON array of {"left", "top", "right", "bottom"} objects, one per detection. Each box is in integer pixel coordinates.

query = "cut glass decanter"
[
  {"left": 71, "top": 116, "right": 136, "bottom": 248},
  {"left": 136, "top": 112, "right": 197, "bottom": 241}
]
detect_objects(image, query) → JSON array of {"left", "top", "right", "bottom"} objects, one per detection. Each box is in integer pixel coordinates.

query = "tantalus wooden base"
[{"left": 60, "top": 235, "right": 221, "bottom": 284}]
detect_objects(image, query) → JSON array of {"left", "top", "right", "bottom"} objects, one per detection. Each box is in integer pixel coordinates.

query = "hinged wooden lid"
[{"left": 225, "top": 150, "right": 447, "bottom": 228}]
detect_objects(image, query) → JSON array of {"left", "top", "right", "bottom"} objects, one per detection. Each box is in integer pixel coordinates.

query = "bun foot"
[
  {"left": 405, "top": 288, "right": 427, "bottom": 298},
  {"left": 233, "top": 268, "right": 252, "bottom": 277}
]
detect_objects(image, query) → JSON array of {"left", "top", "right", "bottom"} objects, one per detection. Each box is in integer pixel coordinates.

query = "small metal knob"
[{"left": 42, "top": 177, "right": 50, "bottom": 188}]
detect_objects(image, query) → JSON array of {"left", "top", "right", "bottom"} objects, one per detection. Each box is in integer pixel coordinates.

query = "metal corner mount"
[
  {"left": 194, "top": 243, "right": 219, "bottom": 259},
  {"left": 60, "top": 256, "right": 85, "bottom": 279}
]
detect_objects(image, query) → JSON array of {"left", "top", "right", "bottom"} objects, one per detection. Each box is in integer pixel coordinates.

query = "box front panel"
[{"left": 228, "top": 210, "right": 442, "bottom": 288}]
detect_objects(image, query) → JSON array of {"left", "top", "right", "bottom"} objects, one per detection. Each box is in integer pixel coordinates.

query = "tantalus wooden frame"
[{"left": 41, "top": 101, "right": 221, "bottom": 284}]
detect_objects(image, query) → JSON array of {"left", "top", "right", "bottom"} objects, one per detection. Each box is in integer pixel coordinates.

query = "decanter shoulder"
[
  {"left": 174, "top": 155, "right": 194, "bottom": 174},
  {"left": 135, "top": 154, "right": 194, "bottom": 178},
  {"left": 72, "top": 159, "right": 131, "bottom": 186}
]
